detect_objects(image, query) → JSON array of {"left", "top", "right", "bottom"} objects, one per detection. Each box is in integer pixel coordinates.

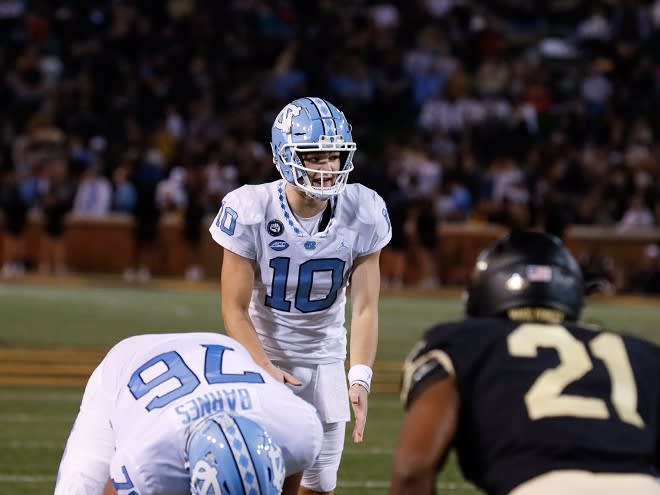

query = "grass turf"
[{"left": 0, "top": 281, "right": 658, "bottom": 494}]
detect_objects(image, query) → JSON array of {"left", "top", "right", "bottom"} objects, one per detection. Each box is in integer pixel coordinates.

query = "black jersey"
[{"left": 401, "top": 317, "right": 660, "bottom": 495}]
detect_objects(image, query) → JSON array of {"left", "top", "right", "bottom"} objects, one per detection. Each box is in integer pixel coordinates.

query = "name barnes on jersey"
[{"left": 172, "top": 387, "right": 256, "bottom": 425}]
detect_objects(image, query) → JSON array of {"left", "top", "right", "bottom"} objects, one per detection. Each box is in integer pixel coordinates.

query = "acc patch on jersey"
[{"left": 269, "top": 240, "right": 289, "bottom": 251}]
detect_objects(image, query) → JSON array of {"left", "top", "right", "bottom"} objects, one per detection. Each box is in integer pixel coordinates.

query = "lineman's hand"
[
  {"left": 349, "top": 383, "right": 369, "bottom": 443},
  {"left": 263, "top": 362, "right": 302, "bottom": 386}
]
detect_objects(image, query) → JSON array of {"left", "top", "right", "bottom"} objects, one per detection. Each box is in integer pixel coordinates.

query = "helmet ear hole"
[{"left": 340, "top": 151, "right": 351, "bottom": 170}]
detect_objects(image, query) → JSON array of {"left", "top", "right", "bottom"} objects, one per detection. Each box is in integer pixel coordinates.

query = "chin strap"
[{"left": 318, "top": 201, "right": 333, "bottom": 231}]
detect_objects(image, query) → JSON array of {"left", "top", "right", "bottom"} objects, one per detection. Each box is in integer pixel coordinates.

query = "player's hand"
[
  {"left": 349, "top": 383, "right": 369, "bottom": 443},
  {"left": 264, "top": 362, "right": 302, "bottom": 386}
]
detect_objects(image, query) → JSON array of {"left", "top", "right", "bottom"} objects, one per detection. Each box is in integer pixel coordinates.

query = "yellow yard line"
[
  {"left": 0, "top": 363, "right": 96, "bottom": 375},
  {"left": 0, "top": 348, "right": 106, "bottom": 361},
  {"left": 0, "top": 346, "right": 405, "bottom": 389},
  {"left": 0, "top": 376, "right": 88, "bottom": 386}
]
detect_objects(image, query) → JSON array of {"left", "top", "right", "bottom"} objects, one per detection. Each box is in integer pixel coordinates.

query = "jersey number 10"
[{"left": 508, "top": 324, "right": 645, "bottom": 428}]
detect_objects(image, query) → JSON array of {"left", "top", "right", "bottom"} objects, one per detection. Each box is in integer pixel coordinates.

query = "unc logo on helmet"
[
  {"left": 189, "top": 459, "right": 221, "bottom": 495},
  {"left": 273, "top": 103, "right": 302, "bottom": 133},
  {"left": 185, "top": 413, "right": 285, "bottom": 495},
  {"left": 271, "top": 97, "right": 356, "bottom": 200}
]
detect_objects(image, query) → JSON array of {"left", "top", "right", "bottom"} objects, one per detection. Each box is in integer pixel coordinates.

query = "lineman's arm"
[
  {"left": 390, "top": 376, "right": 459, "bottom": 495},
  {"left": 282, "top": 472, "right": 304, "bottom": 495},
  {"left": 348, "top": 250, "right": 382, "bottom": 443},
  {"left": 54, "top": 364, "right": 116, "bottom": 495},
  {"left": 103, "top": 479, "right": 117, "bottom": 495},
  {"left": 221, "top": 248, "right": 301, "bottom": 385}
]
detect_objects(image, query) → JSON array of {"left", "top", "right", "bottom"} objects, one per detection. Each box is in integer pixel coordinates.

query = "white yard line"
[
  {"left": 6, "top": 440, "right": 63, "bottom": 449},
  {"left": 0, "top": 392, "right": 82, "bottom": 402},
  {"left": 0, "top": 475, "right": 54, "bottom": 482},
  {"left": 343, "top": 447, "right": 392, "bottom": 455},
  {"left": 0, "top": 413, "right": 73, "bottom": 422}
]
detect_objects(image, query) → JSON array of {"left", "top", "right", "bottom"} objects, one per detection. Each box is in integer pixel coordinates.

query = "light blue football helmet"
[
  {"left": 185, "top": 413, "right": 285, "bottom": 495},
  {"left": 271, "top": 97, "right": 356, "bottom": 200}
]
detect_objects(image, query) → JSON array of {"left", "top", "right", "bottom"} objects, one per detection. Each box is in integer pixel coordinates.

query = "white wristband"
[{"left": 348, "top": 364, "right": 373, "bottom": 394}]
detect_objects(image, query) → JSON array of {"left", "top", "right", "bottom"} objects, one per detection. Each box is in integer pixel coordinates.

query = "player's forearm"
[
  {"left": 390, "top": 469, "right": 436, "bottom": 495},
  {"left": 349, "top": 310, "right": 378, "bottom": 367},
  {"left": 222, "top": 309, "right": 271, "bottom": 366},
  {"left": 349, "top": 251, "right": 381, "bottom": 367}
]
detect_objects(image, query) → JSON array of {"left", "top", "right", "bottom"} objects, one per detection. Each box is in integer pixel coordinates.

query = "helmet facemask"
[{"left": 275, "top": 137, "right": 355, "bottom": 201}]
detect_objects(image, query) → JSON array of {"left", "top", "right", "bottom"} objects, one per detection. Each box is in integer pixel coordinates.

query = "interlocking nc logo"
[
  {"left": 190, "top": 459, "right": 221, "bottom": 495},
  {"left": 273, "top": 104, "right": 301, "bottom": 133}
]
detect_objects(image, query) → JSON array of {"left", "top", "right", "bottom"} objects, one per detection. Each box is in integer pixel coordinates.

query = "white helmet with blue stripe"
[
  {"left": 271, "top": 97, "right": 356, "bottom": 200},
  {"left": 185, "top": 413, "right": 285, "bottom": 495}
]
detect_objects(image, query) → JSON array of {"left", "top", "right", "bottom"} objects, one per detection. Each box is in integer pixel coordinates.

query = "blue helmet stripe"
[
  {"left": 217, "top": 415, "right": 257, "bottom": 495},
  {"left": 313, "top": 98, "right": 338, "bottom": 135},
  {"left": 305, "top": 97, "right": 327, "bottom": 135},
  {"left": 322, "top": 118, "right": 337, "bottom": 135}
]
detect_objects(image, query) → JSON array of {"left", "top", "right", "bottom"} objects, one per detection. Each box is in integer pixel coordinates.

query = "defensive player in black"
[{"left": 391, "top": 230, "right": 660, "bottom": 495}]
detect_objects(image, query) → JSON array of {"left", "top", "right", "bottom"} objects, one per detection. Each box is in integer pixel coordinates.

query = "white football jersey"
[
  {"left": 210, "top": 180, "right": 392, "bottom": 364},
  {"left": 55, "top": 332, "right": 323, "bottom": 495}
]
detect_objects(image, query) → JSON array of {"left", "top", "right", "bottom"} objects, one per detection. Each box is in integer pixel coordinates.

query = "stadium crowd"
[{"left": 1, "top": 0, "right": 660, "bottom": 290}]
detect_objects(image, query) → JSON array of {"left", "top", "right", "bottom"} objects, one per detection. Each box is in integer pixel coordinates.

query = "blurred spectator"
[
  {"left": 475, "top": 55, "right": 510, "bottom": 98},
  {"left": 124, "top": 149, "right": 166, "bottom": 283},
  {"left": 618, "top": 194, "right": 655, "bottom": 231},
  {"left": 379, "top": 150, "right": 410, "bottom": 289},
  {"left": 627, "top": 243, "right": 660, "bottom": 293},
  {"left": 579, "top": 247, "right": 623, "bottom": 292},
  {"left": 406, "top": 196, "right": 440, "bottom": 288},
  {"left": 111, "top": 164, "right": 137, "bottom": 214},
  {"left": 577, "top": 6, "right": 612, "bottom": 44},
  {"left": 0, "top": 171, "right": 29, "bottom": 278},
  {"left": 72, "top": 165, "right": 112, "bottom": 217},
  {"left": 38, "top": 158, "right": 75, "bottom": 275},
  {"left": 581, "top": 60, "right": 612, "bottom": 120},
  {"left": 181, "top": 164, "right": 208, "bottom": 282},
  {"left": 434, "top": 173, "right": 472, "bottom": 222}
]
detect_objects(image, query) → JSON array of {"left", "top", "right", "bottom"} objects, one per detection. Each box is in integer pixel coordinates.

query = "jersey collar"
[{"left": 276, "top": 180, "right": 338, "bottom": 238}]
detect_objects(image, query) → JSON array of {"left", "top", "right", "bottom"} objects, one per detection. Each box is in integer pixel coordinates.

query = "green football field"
[{"left": 0, "top": 280, "right": 658, "bottom": 495}]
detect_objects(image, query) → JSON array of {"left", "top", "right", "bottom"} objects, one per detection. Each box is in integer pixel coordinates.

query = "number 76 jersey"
[
  {"left": 210, "top": 179, "right": 392, "bottom": 364},
  {"left": 401, "top": 317, "right": 660, "bottom": 495}
]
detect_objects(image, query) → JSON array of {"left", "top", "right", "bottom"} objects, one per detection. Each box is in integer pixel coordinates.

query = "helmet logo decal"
[
  {"left": 526, "top": 265, "right": 553, "bottom": 282},
  {"left": 190, "top": 459, "right": 222, "bottom": 495},
  {"left": 267, "top": 220, "right": 284, "bottom": 237},
  {"left": 273, "top": 103, "right": 301, "bottom": 134},
  {"left": 265, "top": 442, "right": 285, "bottom": 490}
]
